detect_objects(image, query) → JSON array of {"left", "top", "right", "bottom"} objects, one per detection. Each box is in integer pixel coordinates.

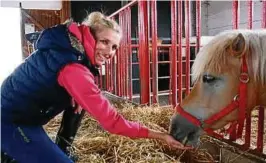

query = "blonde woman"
[{"left": 1, "top": 12, "right": 190, "bottom": 163}]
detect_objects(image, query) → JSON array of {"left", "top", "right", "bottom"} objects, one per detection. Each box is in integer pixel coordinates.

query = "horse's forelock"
[
  {"left": 191, "top": 32, "right": 233, "bottom": 83},
  {"left": 192, "top": 30, "right": 266, "bottom": 85}
]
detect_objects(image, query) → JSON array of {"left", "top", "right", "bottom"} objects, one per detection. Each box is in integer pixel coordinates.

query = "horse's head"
[{"left": 169, "top": 30, "right": 266, "bottom": 147}]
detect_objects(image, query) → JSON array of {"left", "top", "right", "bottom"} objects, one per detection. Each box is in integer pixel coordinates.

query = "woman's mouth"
[{"left": 96, "top": 54, "right": 105, "bottom": 62}]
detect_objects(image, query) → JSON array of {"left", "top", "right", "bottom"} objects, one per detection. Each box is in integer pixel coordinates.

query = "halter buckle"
[
  {"left": 233, "top": 94, "right": 239, "bottom": 101},
  {"left": 239, "top": 72, "right": 249, "bottom": 83},
  {"left": 200, "top": 122, "right": 205, "bottom": 129}
]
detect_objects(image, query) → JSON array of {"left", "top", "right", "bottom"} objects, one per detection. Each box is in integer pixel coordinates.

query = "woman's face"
[{"left": 94, "top": 28, "right": 121, "bottom": 66}]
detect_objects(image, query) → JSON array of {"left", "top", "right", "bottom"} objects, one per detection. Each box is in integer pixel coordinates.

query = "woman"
[{"left": 1, "top": 12, "right": 190, "bottom": 163}]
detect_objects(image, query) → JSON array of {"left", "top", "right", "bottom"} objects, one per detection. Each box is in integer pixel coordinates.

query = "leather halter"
[{"left": 176, "top": 54, "right": 249, "bottom": 139}]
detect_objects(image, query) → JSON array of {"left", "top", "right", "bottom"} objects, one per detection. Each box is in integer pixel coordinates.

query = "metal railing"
[{"left": 102, "top": 0, "right": 266, "bottom": 157}]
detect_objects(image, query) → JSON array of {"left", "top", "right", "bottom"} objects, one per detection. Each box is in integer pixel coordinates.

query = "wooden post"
[{"left": 60, "top": 1, "right": 71, "bottom": 23}]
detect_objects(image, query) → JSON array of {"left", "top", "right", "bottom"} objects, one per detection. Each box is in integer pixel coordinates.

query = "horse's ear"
[{"left": 229, "top": 33, "right": 246, "bottom": 57}]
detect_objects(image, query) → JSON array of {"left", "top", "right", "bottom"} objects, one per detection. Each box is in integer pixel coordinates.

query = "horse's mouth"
[
  {"left": 178, "top": 131, "right": 201, "bottom": 147},
  {"left": 170, "top": 128, "right": 201, "bottom": 147}
]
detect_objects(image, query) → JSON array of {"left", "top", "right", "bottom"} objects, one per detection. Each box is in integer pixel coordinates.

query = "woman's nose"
[
  {"left": 104, "top": 53, "right": 111, "bottom": 59},
  {"left": 104, "top": 47, "right": 115, "bottom": 58}
]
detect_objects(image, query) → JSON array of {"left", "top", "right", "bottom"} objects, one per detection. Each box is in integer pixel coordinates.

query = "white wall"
[
  {"left": 0, "top": 7, "right": 23, "bottom": 85},
  {"left": 201, "top": 1, "right": 209, "bottom": 36},
  {"left": 201, "top": 1, "right": 264, "bottom": 36},
  {"left": 0, "top": 1, "right": 62, "bottom": 10}
]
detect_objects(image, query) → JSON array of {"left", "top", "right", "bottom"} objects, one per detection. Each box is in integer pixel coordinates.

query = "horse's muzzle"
[{"left": 169, "top": 114, "right": 203, "bottom": 147}]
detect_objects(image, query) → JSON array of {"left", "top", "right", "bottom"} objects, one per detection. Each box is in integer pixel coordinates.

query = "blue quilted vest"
[{"left": 1, "top": 24, "right": 98, "bottom": 125}]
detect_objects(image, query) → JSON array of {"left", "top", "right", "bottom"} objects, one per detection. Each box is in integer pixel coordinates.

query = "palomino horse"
[{"left": 169, "top": 30, "right": 266, "bottom": 146}]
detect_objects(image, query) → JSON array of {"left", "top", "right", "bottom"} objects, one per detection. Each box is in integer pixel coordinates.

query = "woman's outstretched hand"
[
  {"left": 162, "top": 134, "right": 192, "bottom": 149},
  {"left": 148, "top": 129, "right": 192, "bottom": 150}
]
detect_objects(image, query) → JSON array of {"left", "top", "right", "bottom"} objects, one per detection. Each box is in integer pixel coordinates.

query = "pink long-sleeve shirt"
[{"left": 57, "top": 63, "right": 149, "bottom": 138}]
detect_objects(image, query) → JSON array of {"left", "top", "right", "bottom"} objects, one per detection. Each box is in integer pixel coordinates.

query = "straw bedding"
[
  {"left": 44, "top": 101, "right": 266, "bottom": 163},
  {"left": 44, "top": 103, "right": 215, "bottom": 163}
]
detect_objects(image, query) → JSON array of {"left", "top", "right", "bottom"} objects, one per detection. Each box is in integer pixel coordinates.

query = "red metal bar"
[
  {"left": 256, "top": 106, "right": 264, "bottom": 153},
  {"left": 138, "top": 1, "right": 150, "bottom": 104},
  {"left": 120, "top": 12, "right": 124, "bottom": 97},
  {"left": 106, "top": 62, "right": 109, "bottom": 91},
  {"left": 263, "top": 1, "right": 266, "bottom": 28},
  {"left": 185, "top": 0, "right": 191, "bottom": 96},
  {"left": 110, "top": 58, "right": 114, "bottom": 92},
  {"left": 116, "top": 55, "right": 119, "bottom": 95},
  {"left": 232, "top": 0, "right": 239, "bottom": 29},
  {"left": 116, "top": 48, "right": 121, "bottom": 96},
  {"left": 127, "top": 7, "right": 133, "bottom": 101},
  {"left": 108, "top": 61, "right": 111, "bottom": 91},
  {"left": 108, "top": 17, "right": 115, "bottom": 93},
  {"left": 196, "top": 0, "right": 201, "bottom": 53},
  {"left": 121, "top": 12, "right": 127, "bottom": 97},
  {"left": 147, "top": 0, "right": 151, "bottom": 103},
  {"left": 177, "top": 1, "right": 183, "bottom": 103},
  {"left": 244, "top": 0, "right": 253, "bottom": 148},
  {"left": 151, "top": 0, "right": 158, "bottom": 104},
  {"left": 169, "top": 47, "right": 172, "bottom": 105},
  {"left": 123, "top": 12, "right": 127, "bottom": 99},
  {"left": 230, "top": 0, "right": 239, "bottom": 141},
  {"left": 112, "top": 56, "right": 115, "bottom": 93},
  {"left": 171, "top": 1, "right": 177, "bottom": 106},
  {"left": 122, "top": 11, "right": 127, "bottom": 97},
  {"left": 123, "top": 12, "right": 128, "bottom": 99},
  {"left": 247, "top": 0, "right": 253, "bottom": 29},
  {"left": 117, "top": 12, "right": 123, "bottom": 96},
  {"left": 109, "top": 0, "right": 138, "bottom": 18}
]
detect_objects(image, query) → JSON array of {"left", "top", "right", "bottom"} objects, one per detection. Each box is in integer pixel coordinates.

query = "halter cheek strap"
[{"left": 176, "top": 54, "right": 249, "bottom": 139}]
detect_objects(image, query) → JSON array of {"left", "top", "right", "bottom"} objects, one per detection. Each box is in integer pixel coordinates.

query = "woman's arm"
[
  {"left": 57, "top": 63, "right": 148, "bottom": 138},
  {"left": 57, "top": 63, "right": 191, "bottom": 149}
]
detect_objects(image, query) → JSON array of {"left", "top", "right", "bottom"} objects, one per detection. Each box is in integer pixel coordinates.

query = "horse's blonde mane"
[{"left": 192, "top": 30, "right": 266, "bottom": 85}]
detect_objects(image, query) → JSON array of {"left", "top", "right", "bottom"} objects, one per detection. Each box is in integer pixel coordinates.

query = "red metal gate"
[{"left": 101, "top": 0, "right": 266, "bottom": 158}]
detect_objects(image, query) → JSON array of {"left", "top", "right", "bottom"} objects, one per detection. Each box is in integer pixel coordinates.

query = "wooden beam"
[{"left": 21, "top": 10, "right": 44, "bottom": 30}]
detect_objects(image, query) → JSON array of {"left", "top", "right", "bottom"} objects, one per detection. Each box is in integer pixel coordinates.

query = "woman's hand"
[
  {"left": 161, "top": 134, "right": 192, "bottom": 149},
  {"left": 71, "top": 98, "right": 83, "bottom": 114},
  {"left": 147, "top": 129, "right": 192, "bottom": 150}
]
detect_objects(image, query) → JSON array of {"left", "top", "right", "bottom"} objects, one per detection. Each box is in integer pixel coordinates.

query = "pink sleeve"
[{"left": 57, "top": 63, "right": 149, "bottom": 138}]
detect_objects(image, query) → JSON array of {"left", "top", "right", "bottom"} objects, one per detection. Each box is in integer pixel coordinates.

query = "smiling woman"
[{"left": 0, "top": 7, "right": 23, "bottom": 85}]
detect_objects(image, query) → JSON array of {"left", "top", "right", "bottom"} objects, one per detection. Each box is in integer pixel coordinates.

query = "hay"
[{"left": 44, "top": 103, "right": 214, "bottom": 163}]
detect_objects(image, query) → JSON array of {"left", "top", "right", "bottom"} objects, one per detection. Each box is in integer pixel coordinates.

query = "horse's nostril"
[{"left": 187, "top": 131, "right": 196, "bottom": 142}]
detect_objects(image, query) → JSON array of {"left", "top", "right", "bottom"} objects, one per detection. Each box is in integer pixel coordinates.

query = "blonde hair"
[{"left": 82, "top": 11, "right": 122, "bottom": 38}]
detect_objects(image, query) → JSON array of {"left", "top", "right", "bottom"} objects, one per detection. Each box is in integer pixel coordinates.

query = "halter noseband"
[{"left": 176, "top": 54, "right": 249, "bottom": 139}]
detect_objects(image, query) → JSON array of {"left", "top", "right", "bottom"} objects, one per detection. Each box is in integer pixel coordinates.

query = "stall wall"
[{"left": 202, "top": 1, "right": 263, "bottom": 36}]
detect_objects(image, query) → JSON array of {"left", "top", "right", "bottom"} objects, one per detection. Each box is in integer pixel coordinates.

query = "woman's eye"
[
  {"left": 203, "top": 75, "right": 216, "bottom": 83},
  {"left": 100, "top": 40, "right": 108, "bottom": 45}
]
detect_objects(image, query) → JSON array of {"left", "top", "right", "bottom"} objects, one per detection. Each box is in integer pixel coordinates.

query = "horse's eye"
[{"left": 203, "top": 75, "right": 216, "bottom": 83}]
